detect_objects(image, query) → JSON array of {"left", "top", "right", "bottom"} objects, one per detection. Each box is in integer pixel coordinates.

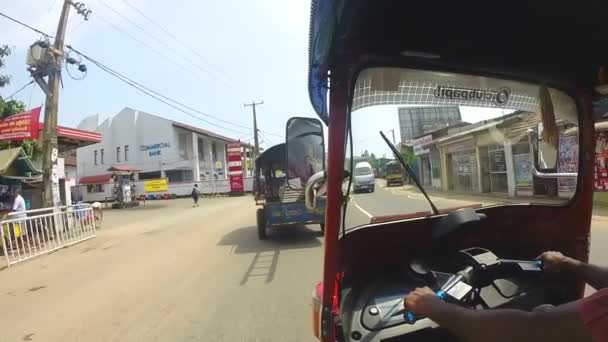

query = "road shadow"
[
  {"left": 218, "top": 225, "right": 322, "bottom": 285},
  {"left": 218, "top": 225, "right": 322, "bottom": 254}
]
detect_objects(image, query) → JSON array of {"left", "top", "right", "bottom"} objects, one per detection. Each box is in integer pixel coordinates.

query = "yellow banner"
[{"left": 144, "top": 178, "right": 168, "bottom": 192}]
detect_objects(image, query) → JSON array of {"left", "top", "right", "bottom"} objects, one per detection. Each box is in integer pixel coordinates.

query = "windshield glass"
[
  {"left": 345, "top": 68, "right": 579, "bottom": 229},
  {"left": 386, "top": 163, "right": 401, "bottom": 174},
  {"left": 355, "top": 167, "right": 373, "bottom": 176}
]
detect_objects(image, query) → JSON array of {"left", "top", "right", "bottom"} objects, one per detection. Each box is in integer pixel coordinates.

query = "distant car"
[{"left": 353, "top": 161, "right": 375, "bottom": 193}]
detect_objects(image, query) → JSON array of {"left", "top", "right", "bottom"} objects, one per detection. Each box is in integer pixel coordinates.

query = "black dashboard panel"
[{"left": 340, "top": 264, "right": 546, "bottom": 342}]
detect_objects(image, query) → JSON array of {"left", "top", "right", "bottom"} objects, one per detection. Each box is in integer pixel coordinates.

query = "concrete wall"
[
  {"left": 76, "top": 108, "right": 230, "bottom": 181},
  {"left": 77, "top": 108, "right": 180, "bottom": 176},
  {"left": 77, "top": 177, "right": 254, "bottom": 202}
]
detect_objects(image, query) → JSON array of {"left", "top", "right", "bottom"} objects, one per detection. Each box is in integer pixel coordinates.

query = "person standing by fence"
[{"left": 191, "top": 184, "right": 200, "bottom": 207}]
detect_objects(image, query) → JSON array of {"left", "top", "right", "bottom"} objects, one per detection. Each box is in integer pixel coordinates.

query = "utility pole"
[
  {"left": 389, "top": 129, "right": 396, "bottom": 145},
  {"left": 244, "top": 100, "right": 263, "bottom": 160},
  {"left": 28, "top": 0, "right": 91, "bottom": 208}
]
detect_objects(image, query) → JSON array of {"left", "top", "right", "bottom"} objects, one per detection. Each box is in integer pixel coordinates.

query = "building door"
[
  {"left": 451, "top": 150, "right": 478, "bottom": 192},
  {"left": 421, "top": 156, "right": 432, "bottom": 186},
  {"left": 488, "top": 144, "right": 508, "bottom": 193}
]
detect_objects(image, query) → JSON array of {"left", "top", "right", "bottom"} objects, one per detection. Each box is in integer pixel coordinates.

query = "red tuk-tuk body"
[{"left": 308, "top": 1, "right": 606, "bottom": 341}]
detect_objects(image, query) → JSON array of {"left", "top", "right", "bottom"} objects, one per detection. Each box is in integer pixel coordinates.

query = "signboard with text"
[
  {"left": 144, "top": 178, "right": 168, "bottom": 192},
  {"left": 0, "top": 107, "right": 41, "bottom": 141},
  {"left": 227, "top": 143, "right": 244, "bottom": 193},
  {"left": 413, "top": 135, "right": 432, "bottom": 155}
]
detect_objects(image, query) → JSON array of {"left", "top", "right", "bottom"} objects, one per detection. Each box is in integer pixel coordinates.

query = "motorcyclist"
[{"left": 404, "top": 251, "right": 608, "bottom": 342}]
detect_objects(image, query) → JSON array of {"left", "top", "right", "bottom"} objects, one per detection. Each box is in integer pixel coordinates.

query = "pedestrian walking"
[{"left": 191, "top": 184, "right": 200, "bottom": 207}]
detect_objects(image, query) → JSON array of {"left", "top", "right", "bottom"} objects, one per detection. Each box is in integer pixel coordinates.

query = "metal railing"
[{"left": 1, "top": 204, "right": 97, "bottom": 267}]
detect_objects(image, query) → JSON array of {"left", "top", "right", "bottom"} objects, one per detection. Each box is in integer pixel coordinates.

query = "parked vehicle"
[
  {"left": 385, "top": 160, "right": 403, "bottom": 187},
  {"left": 305, "top": 1, "right": 598, "bottom": 341},
  {"left": 353, "top": 162, "right": 375, "bottom": 193},
  {"left": 254, "top": 117, "right": 326, "bottom": 239}
]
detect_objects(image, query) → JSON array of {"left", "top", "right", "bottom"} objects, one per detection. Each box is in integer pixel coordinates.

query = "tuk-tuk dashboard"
[
  {"left": 336, "top": 209, "right": 559, "bottom": 342},
  {"left": 339, "top": 255, "right": 548, "bottom": 342}
]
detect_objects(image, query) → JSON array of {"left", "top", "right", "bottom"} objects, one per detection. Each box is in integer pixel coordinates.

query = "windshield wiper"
[{"left": 379, "top": 131, "right": 439, "bottom": 215}]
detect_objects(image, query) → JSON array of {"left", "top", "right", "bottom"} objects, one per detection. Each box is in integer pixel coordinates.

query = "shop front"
[
  {"left": 0, "top": 147, "right": 43, "bottom": 217},
  {"left": 441, "top": 139, "right": 479, "bottom": 193},
  {"left": 413, "top": 135, "right": 434, "bottom": 188},
  {"left": 487, "top": 144, "right": 508, "bottom": 194}
]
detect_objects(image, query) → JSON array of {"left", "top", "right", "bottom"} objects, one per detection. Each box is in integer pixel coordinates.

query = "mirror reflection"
[{"left": 286, "top": 117, "right": 325, "bottom": 189}]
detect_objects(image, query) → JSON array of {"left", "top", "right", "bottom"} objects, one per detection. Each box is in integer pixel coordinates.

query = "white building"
[{"left": 76, "top": 107, "right": 253, "bottom": 201}]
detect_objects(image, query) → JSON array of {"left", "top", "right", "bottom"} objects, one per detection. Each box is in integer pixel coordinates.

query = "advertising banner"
[
  {"left": 227, "top": 142, "right": 244, "bottom": 193},
  {"left": 514, "top": 153, "right": 532, "bottom": 187},
  {"left": 0, "top": 107, "right": 41, "bottom": 141},
  {"left": 595, "top": 132, "right": 608, "bottom": 191},
  {"left": 558, "top": 135, "right": 578, "bottom": 191},
  {"left": 413, "top": 135, "right": 432, "bottom": 155},
  {"left": 144, "top": 178, "right": 168, "bottom": 192}
]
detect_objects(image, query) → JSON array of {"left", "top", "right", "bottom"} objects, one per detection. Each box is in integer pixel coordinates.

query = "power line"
[
  {"left": 93, "top": 12, "right": 201, "bottom": 77},
  {"left": 66, "top": 45, "right": 255, "bottom": 136},
  {"left": 0, "top": 13, "right": 282, "bottom": 138},
  {"left": 258, "top": 130, "right": 275, "bottom": 146},
  {"left": 2, "top": 80, "right": 35, "bottom": 100},
  {"left": 96, "top": 0, "right": 229, "bottom": 87},
  {"left": 119, "top": 0, "right": 232, "bottom": 87},
  {"left": 66, "top": 46, "right": 259, "bottom": 133},
  {"left": 0, "top": 11, "right": 54, "bottom": 38}
]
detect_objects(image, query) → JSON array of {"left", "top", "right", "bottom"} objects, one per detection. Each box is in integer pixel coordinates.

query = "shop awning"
[
  {"left": 0, "top": 147, "right": 42, "bottom": 177},
  {"left": 107, "top": 164, "right": 140, "bottom": 172},
  {"left": 79, "top": 174, "right": 112, "bottom": 184}
]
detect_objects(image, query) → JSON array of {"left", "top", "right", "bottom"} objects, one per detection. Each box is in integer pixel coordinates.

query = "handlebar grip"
[{"left": 404, "top": 291, "right": 446, "bottom": 324}]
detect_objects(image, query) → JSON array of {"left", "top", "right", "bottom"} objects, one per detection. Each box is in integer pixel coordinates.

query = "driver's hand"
[
  {"left": 404, "top": 287, "right": 443, "bottom": 317},
  {"left": 538, "top": 251, "right": 578, "bottom": 272}
]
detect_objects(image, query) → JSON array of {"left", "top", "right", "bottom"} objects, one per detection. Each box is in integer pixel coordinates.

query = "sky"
[
  {"left": 0, "top": 1, "right": 510, "bottom": 155},
  {"left": 0, "top": 0, "right": 312, "bottom": 149}
]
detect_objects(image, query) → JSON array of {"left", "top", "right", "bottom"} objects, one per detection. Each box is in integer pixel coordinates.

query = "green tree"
[
  {"left": 399, "top": 145, "right": 417, "bottom": 165},
  {"left": 0, "top": 45, "right": 41, "bottom": 159},
  {"left": 0, "top": 45, "right": 11, "bottom": 88}
]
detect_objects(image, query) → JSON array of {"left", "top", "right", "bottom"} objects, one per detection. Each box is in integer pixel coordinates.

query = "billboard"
[
  {"left": 227, "top": 143, "right": 244, "bottom": 193},
  {"left": 0, "top": 107, "right": 41, "bottom": 141},
  {"left": 412, "top": 135, "right": 432, "bottom": 155},
  {"left": 144, "top": 178, "right": 168, "bottom": 192}
]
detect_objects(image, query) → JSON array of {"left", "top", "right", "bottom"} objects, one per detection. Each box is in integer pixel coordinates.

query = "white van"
[{"left": 353, "top": 161, "right": 375, "bottom": 193}]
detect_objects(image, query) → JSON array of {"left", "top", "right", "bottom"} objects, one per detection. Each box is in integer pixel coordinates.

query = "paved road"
[
  {"left": 0, "top": 197, "right": 324, "bottom": 342},
  {"left": 346, "top": 179, "right": 481, "bottom": 227},
  {"left": 0, "top": 191, "right": 606, "bottom": 342}
]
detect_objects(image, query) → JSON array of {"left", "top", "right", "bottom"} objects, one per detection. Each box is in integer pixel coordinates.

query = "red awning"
[
  {"left": 79, "top": 174, "right": 112, "bottom": 184},
  {"left": 107, "top": 164, "right": 140, "bottom": 172}
]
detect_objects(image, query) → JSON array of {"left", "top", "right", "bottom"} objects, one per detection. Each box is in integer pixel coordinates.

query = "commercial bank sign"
[{"left": 141, "top": 142, "right": 171, "bottom": 157}]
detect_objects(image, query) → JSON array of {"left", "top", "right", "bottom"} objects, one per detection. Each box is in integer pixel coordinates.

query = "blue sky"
[
  {"left": 1, "top": 1, "right": 509, "bottom": 156},
  {"left": 1, "top": 0, "right": 312, "bottom": 149}
]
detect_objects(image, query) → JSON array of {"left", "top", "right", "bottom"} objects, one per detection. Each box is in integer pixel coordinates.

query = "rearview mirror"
[
  {"left": 286, "top": 117, "right": 325, "bottom": 189},
  {"left": 305, "top": 171, "right": 326, "bottom": 210},
  {"left": 535, "top": 123, "right": 558, "bottom": 171},
  {"left": 527, "top": 125, "right": 576, "bottom": 179}
]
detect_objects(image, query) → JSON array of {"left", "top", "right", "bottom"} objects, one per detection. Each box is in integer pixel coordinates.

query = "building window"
[
  {"left": 124, "top": 145, "right": 129, "bottom": 161},
  {"left": 116, "top": 146, "right": 121, "bottom": 162},
  {"left": 179, "top": 133, "right": 188, "bottom": 158},
  {"left": 138, "top": 171, "right": 161, "bottom": 180},
  {"left": 94, "top": 150, "right": 98, "bottom": 165},
  {"left": 211, "top": 141, "right": 217, "bottom": 161},
  {"left": 100, "top": 149, "right": 104, "bottom": 164},
  {"left": 87, "top": 184, "right": 103, "bottom": 193},
  {"left": 166, "top": 169, "right": 194, "bottom": 183},
  {"left": 198, "top": 138, "right": 206, "bottom": 161}
]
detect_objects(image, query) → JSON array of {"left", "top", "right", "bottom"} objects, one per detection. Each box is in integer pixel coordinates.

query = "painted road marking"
[{"left": 352, "top": 200, "right": 373, "bottom": 218}]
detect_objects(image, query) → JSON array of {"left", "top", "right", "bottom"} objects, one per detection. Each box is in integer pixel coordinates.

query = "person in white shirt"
[
  {"left": 5, "top": 190, "right": 27, "bottom": 241},
  {"left": 11, "top": 191, "right": 26, "bottom": 219}
]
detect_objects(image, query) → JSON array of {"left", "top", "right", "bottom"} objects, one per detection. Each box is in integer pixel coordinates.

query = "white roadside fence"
[{"left": 1, "top": 204, "right": 97, "bottom": 267}]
